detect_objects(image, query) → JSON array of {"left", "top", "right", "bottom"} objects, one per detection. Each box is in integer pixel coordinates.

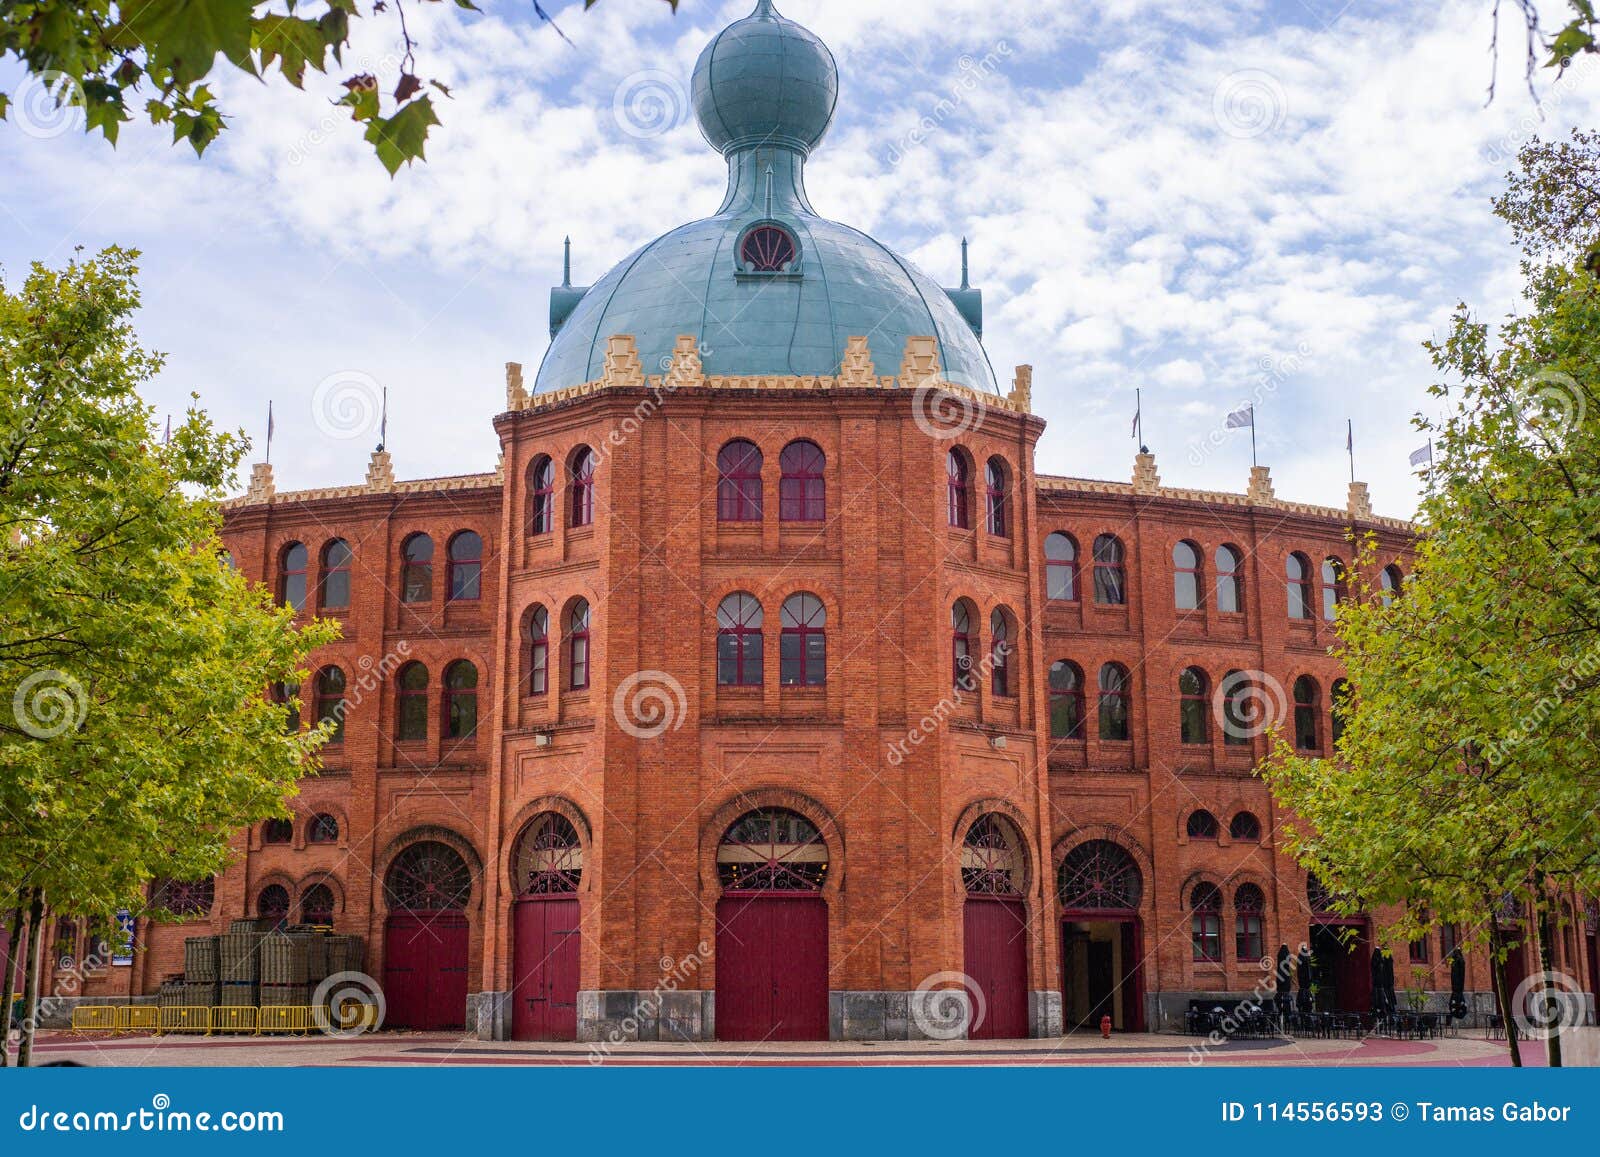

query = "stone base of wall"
[
  {"left": 467, "top": 990, "right": 510, "bottom": 1041},
  {"left": 577, "top": 989, "right": 714, "bottom": 1044},
  {"left": 1029, "top": 990, "right": 1063, "bottom": 1037}
]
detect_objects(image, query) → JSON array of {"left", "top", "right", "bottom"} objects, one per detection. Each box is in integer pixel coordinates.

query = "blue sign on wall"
[{"left": 110, "top": 911, "right": 134, "bottom": 966}]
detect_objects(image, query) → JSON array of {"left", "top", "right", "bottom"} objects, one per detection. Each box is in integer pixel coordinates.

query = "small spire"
[
  {"left": 562, "top": 236, "right": 571, "bottom": 288},
  {"left": 752, "top": 0, "right": 779, "bottom": 17},
  {"left": 960, "top": 237, "right": 969, "bottom": 290},
  {"left": 764, "top": 164, "right": 774, "bottom": 218}
]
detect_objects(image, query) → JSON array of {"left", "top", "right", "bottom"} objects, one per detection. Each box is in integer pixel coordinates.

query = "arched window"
[
  {"left": 717, "top": 808, "right": 828, "bottom": 891},
  {"left": 1220, "top": 669, "right": 1253, "bottom": 747},
  {"left": 566, "top": 600, "right": 591, "bottom": 690},
  {"left": 989, "top": 607, "right": 1012, "bottom": 697},
  {"left": 445, "top": 660, "right": 478, "bottom": 739},
  {"left": 740, "top": 224, "right": 798, "bottom": 272},
  {"left": 400, "top": 533, "right": 433, "bottom": 603},
  {"left": 526, "top": 605, "right": 549, "bottom": 695},
  {"left": 947, "top": 449, "right": 971, "bottom": 529},
  {"left": 1234, "top": 884, "right": 1265, "bottom": 962},
  {"left": 1048, "top": 660, "right": 1085, "bottom": 739},
  {"left": 301, "top": 883, "right": 335, "bottom": 926},
  {"left": 1092, "top": 534, "right": 1126, "bottom": 606},
  {"left": 984, "top": 457, "right": 1009, "bottom": 536},
  {"left": 1215, "top": 545, "right": 1243, "bottom": 614},
  {"left": 1172, "top": 540, "right": 1202, "bottom": 610},
  {"left": 1058, "top": 840, "right": 1142, "bottom": 911},
  {"left": 778, "top": 440, "right": 825, "bottom": 521},
  {"left": 153, "top": 878, "right": 215, "bottom": 917},
  {"left": 1097, "top": 662, "right": 1131, "bottom": 741},
  {"left": 447, "top": 531, "right": 482, "bottom": 601},
  {"left": 308, "top": 813, "right": 339, "bottom": 844},
  {"left": 513, "top": 813, "right": 584, "bottom": 894},
  {"left": 717, "top": 440, "right": 763, "bottom": 522},
  {"left": 385, "top": 841, "right": 472, "bottom": 912},
  {"left": 262, "top": 819, "right": 293, "bottom": 845},
  {"left": 962, "top": 814, "right": 1024, "bottom": 895},
  {"left": 1330, "top": 677, "right": 1351, "bottom": 747},
  {"left": 1293, "top": 675, "right": 1320, "bottom": 750},
  {"left": 396, "top": 661, "right": 429, "bottom": 741},
  {"left": 569, "top": 446, "right": 596, "bottom": 528},
  {"left": 1191, "top": 882, "right": 1223, "bottom": 962},
  {"left": 257, "top": 884, "right": 290, "bottom": 929},
  {"left": 1321, "top": 557, "right": 1346, "bottom": 621},
  {"left": 1044, "top": 532, "right": 1078, "bottom": 601},
  {"left": 319, "top": 538, "right": 352, "bottom": 610},
  {"left": 279, "top": 542, "right": 308, "bottom": 611},
  {"left": 315, "top": 666, "right": 346, "bottom": 744},
  {"left": 779, "top": 593, "right": 826, "bottom": 686},
  {"left": 1186, "top": 809, "right": 1219, "bottom": 839},
  {"left": 1285, "top": 552, "right": 1312, "bottom": 620},
  {"left": 952, "top": 600, "right": 977, "bottom": 690},
  {"left": 717, "top": 593, "right": 764, "bottom": 687},
  {"left": 1179, "top": 667, "right": 1209, "bottom": 744},
  {"left": 1380, "top": 563, "right": 1404, "bottom": 607},
  {"left": 271, "top": 682, "right": 299, "bottom": 734},
  {"left": 1229, "top": 811, "right": 1262, "bottom": 841},
  {"left": 528, "top": 455, "right": 555, "bottom": 535}
]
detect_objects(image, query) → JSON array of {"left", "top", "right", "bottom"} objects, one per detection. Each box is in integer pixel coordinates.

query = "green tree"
[
  {"left": 1260, "top": 131, "right": 1600, "bottom": 1068},
  {"left": 0, "top": 0, "right": 678, "bottom": 175},
  {"left": 0, "top": 247, "right": 336, "bottom": 1065}
]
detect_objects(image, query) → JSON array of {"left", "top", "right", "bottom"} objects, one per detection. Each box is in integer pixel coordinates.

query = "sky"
[{"left": 1, "top": 0, "right": 1596, "bottom": 520}]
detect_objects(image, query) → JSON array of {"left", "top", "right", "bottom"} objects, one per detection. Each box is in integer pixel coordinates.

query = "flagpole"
[
  {"left": 379, "top": 386, "right": 388, "bottom": 453},
  {"left": 1135, "top": 388, "right": 1142, "bottom": 450},
  {"left": 1250, "top": 404, "right": 1257, "bottom": 467},
  {"left": 266, "top": 400, "right": 274, "bottom": 465},
  {"left": 1347, "top": 418, "right": 1355, "bottom": 483}
]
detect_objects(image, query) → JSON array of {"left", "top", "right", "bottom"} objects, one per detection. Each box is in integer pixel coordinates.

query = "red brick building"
[{"left": 40, "top": 0, "right": 1599, "bottom": 1039}]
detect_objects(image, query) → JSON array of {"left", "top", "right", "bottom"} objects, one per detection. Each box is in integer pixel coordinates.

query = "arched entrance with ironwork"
[
  {"left": 382, "top": 839, "right": 473, "bottom": 1030},
  {"left": 1307, "top": 874, "right": 1371, "bottom": 1014},
  {"left": 960, "top": 813, "right": 1030, "bottom": 1039},
  {"left": 1058, "top": 838, "right": 1145, "bottom": 1032},
  {"left": 714, "top": 807, "right": 830, "bottom": 1041},
  {"left": 509, "top": 812, "right": 583, "bottom": 1041}
]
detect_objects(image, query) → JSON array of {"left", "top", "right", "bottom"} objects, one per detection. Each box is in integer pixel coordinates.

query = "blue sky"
[{"left": 1, "top": 0, "right": 1596, "bottom": 518}]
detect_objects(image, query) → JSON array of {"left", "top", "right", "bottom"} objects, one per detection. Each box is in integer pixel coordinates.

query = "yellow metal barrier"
[
  {"left": 257, "top": 1005, "right": 311, "bottom": 1034},
  {"left": 209, "top": 1005, "right": 259, "bottom": 1034},
  {"left": 119, "top": 1005, "right": 159, "bottom": 1033},
  {"left": 157, "top": 1005, "right": 211, "bottom": 1034},
  {"left": 70, "top": 1006, "right": 119, "bottom": 1033},
  {"left": 315, "top": 1001, "right": 378, "bottom": 1034}
]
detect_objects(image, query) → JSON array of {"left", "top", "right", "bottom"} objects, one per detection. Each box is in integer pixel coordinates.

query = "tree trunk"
[
  {"left": 16, "top": 889, "right": 44, "bottom": 1068},
  {"left": 0, "top": 901, "right": 23, "bottom": 1068},
  {"left": 1489, "top": 919, "right": 1522, "bottom": 1068},
  {"left": 1533, "top": 894, "right": 1563, "bottom": 1067}
]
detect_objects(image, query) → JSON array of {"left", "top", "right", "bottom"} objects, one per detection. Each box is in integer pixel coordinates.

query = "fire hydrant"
[{"left": 1100, "top": 1014, "right": 1112, "bottom": 1039}]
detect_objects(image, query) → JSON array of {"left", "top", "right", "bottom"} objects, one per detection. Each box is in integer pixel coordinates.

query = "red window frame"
[
  {"left": 1172, "top": 541, "right": 1201, "bottom": 611},
  {"left": 570, "top": 447, "right": 596, "bottom": 528},
  {"left": 1293, "top": 676, "right": 1320, "bottom": 750},
  {"left": 778, "top": 440, "right": 825, "bottom": 522},
  {"left": 951, "top": 601, "right": 976, "bottom": 690},
  {"left": 1048, "top": 660, "right": 1085, "bottom": 739},
  {"left": 400, "top": 533, "right": 433, "bottom": 603},
  {"left": 1179, "top": 666, "right": 1208, "bottom": 744},
  {"left": 1215, "top": 545, "right": 1243, "bottom": 614},
  {"left": 307, "top": 813, "right": 339, "bottom": 844},
  {"left": 279, "top": 542, "right": 308, "bottom": 611},
  {"left": 528, "top": 456, "right": 555, "bottom": 535},
  {"left": 262, "top": 819, "right": 293, "bottom": 845},
  {"left": 1286, "top": 553, "right": 1313, "bottom": 620},
  {"left": 717, "top": 593, "right": 765, "bottom": 686},
  {"left": 319, "top": 538, "right": 351, "bottom": 610},
  {"left": 314, "top": 666, "right": 345, "bottom": 745},
  {"left": 448, "top": 531, "right": 483, "bottom": 602},
  {"left": 1235, "top": 885, "right": 1265, "bottom": 962},
  {"left": 1191, "top": 884, "right": 1223, "bottom": 962},
  {"left": 444, "top": 660, "right": 478, "bottom": 739},
  {"left": 527, "top": 605, "right": 549, "bottom": 695},
  {"left": 947, "top": 450, "right": 970, "bottom": 529},
  {"left": 1044, "top": 532, "right": 1078, "bottom": 601},
  {"left": 300, "top": 884, "right": 335, "bottom": 927},
  {"left": 1097, "top": 662, "right": 1130, "bottom": 740},
  {"left": 989, "top": 608, "right": 1011, "bottom": 696},
  {"left": 1229, "top": 811, "right": 1261, "bottom": 841},
  {"left": 984, "top": 457, "right": 1008, "bottom": 536},
  {"left": 1092, "top": 535, "right": 1126, "bottom": 606},
  {"left": 717, "top": 441, "right": 764, "bottom": 522},
  {"left": 1321, "top": 557, "right": 1346, "bottom": 621},
  {"left": 567, "top": 601, "right": 591, "bottom": 690},
  {"left": 396, "top": 661, "right": 429, "bottom": 742},
  {"left": 1186, "top": 810, "right": 1219, "bottom": 839},
  {"left": 779, "top": 593, "right": 826, "bottom": 686}
]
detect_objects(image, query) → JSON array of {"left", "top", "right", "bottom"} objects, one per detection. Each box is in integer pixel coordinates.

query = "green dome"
[
  {"left": 691, "top": 0, "right": 838, "bottom": 156},
  {"left": 534, "top": 1, "right": 993, "bottom": 393}
]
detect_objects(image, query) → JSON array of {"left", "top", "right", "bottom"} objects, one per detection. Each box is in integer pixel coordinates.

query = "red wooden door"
[
  {"left": 384, "top": 912, "right": 468, "bottom": 1030},
  {"left": 963, "top": 897, "right": 1028, "bottom": 1039},
  {"left": 716, "top": 895, "right": 828, "bottom": 1041},
  {"left": 1119, "top": 920, "right": 1145, "bottom": 1032},
  {"left": 512, "top": 898, "right": 580, "bottom": 1041},
  {"left": 1337, "top": 925, "right": 1372, "bottom": 1014}
]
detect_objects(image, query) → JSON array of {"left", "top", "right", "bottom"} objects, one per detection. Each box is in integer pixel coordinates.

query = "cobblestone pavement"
[{"left": 14, "top": 1031, "right": 1545, "bottom": 1067}]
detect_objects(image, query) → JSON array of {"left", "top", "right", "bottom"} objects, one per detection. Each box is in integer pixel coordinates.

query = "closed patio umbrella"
[
  {"left": 1448, "top": 947, "right": 1467, "bottom": 1020},
  {"left": 1382, "top": 949, "right": 1398, "bottom": 1015},
  {"left": 1370, "top": 948, "right": 1389, "bottom": 1017},
  {"left": 1274, "top": 945, "right": 1292, "bottom": 1015},
  {"left": 1296, "top": 947, "right": 1312, "bottom": 1015}
]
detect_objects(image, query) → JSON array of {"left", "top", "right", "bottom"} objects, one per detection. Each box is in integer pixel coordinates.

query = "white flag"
[
  {"left": 1225, "top": 407, "right": 1253, "bottom": 429},
  {"left": 1408, "top": 443, "right": 1432, "bottom": 467}
]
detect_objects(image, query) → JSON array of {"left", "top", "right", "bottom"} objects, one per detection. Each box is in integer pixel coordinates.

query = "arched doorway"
[
  {"left": 383, "top": 840, "right": 472, "bottom": 1030},
  {"left": 1307, "top": 874, "right": 1371, "bottom": 1014},
  {"left": 1058, "top": 839, "right": 1145, "bottom": 1032},
  {"left": 960, "top": 814, "right": 1030, "bottom": 1039},
  {"left": 714, "top": 808, "right": 829, "bottom": 1041},
  {"left": 510, "top": 812, "right": 583, "bottom": 1041}
]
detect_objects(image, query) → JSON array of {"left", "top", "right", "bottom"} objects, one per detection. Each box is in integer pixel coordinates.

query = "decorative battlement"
[{"left": 222, "top": 450, "right": 498, "bottom": 510}]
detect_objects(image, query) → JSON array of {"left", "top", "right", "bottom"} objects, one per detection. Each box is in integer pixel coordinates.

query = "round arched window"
[
  {"left": 739, "top": 225, "right": 797, "bottom": 272},
  {"left": 717, "top": 808, "right": 827, "bottom": 892},
  {"left": 962, "top": 814, "right": 1024, "bottom": 896},
  {"left": 385, "top": 840, "right": 473, "bottom": 912},
  {"left": 513, "top": 813, "right": 584, "bottom": 895},
  {"left": 1057, "top": 840, "right": 1142, "bottom": 912}
]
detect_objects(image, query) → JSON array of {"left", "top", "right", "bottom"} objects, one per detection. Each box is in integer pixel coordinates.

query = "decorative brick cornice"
[{"left": 222, "top": 467, "right": 499, "bottom": 509}]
